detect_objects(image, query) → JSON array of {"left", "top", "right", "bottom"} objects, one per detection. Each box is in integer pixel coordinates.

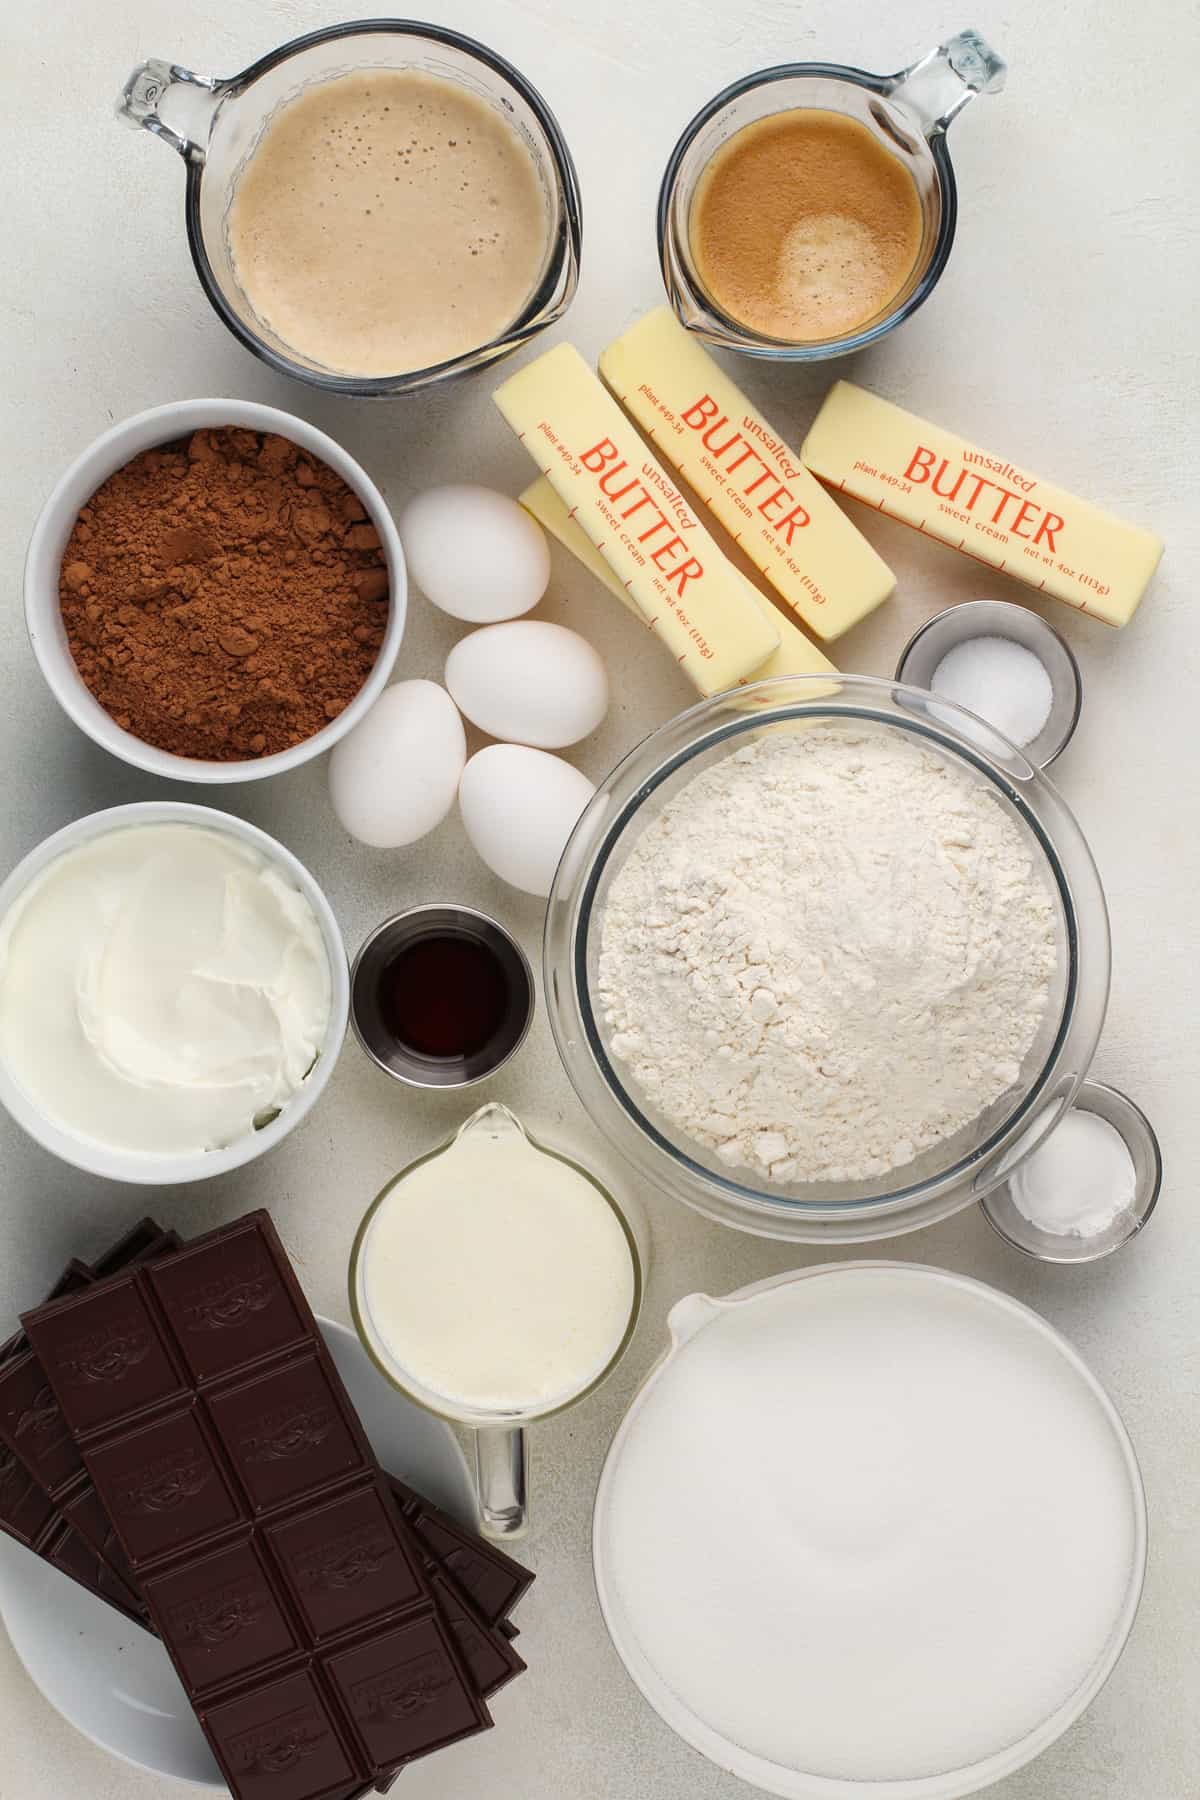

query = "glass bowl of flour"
[{"left": 544, "top": 675, "right": 1110, "bottom": 1242}]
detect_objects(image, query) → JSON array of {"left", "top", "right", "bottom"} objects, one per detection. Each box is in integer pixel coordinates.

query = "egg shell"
[
  {"left": 399, "top": 484, "right": 551, "bottom": 622},
  {"left": 329, "top": 680, "right": 466, "bottom": 848},
  {"left": 460, "top": 745, "right": 596, "bottom": 897},
  {"left": 446, "top": 620, "right": 609, "bottom": 749}
]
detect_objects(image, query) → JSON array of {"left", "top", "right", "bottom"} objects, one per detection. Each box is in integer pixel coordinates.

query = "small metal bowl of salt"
[
  {"left": 981, "top": 1081, "right": 1163, "bottom": 1264},
  {"left": 896, "top": 599, "right": 1082, "bottom": 768}
]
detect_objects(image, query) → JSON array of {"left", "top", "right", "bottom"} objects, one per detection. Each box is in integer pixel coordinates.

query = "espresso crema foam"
[
  {"left": 689, "top": 108, "right": 923, "bottom": 341},
  {"left": 227, "top": 69, "right": 549, "bottom": 376}
]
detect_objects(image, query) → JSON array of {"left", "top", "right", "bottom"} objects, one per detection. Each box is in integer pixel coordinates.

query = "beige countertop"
[{"left": 1, "top": 1, "right": 1196, "bottom": 1795}]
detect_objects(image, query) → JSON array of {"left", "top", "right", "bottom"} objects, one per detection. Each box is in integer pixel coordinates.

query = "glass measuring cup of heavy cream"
[
  {"left": 350, "top": 1103, "right": 643, "bottom": 1537},
  {"left": 658, "top": 28, "right": 1005, "bottom": 359},
  {"left": 117, "top": 22, "right": 581, "bottom": 394}
]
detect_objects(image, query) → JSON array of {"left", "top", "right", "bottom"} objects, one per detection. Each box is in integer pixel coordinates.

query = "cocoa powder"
[{"left": 60, "top": 427, "right": 389, "bottom": 760}]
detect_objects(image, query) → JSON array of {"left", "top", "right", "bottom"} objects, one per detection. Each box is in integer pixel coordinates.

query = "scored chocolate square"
[
  {"left": 0, "top": 1347, "right": 91, "bottom": 1493},
  {"left": 146, "top": 1223, "right": 309, "bottom": 1383},
  {"left": 265, "top": 1480, "right": 425, "bottom": 1644},
  {"left": 209, "top": 1352, "right": 372, "bottom": 1515},
  {"left": 87, "top": 1405, "right": 243, "bottom": 1568},
  {"left": 325, "top": 1613, "right": 488, "bottom": 1769},
  {"left": 205, "top": 1669, "right": 360, "bottom": 1800},
  {"left": 142, "top": 1538, "right": 301, "bottom": 1697},
  {"left": 28, "top": 1274, "right": 186, "bottom": 1437}
]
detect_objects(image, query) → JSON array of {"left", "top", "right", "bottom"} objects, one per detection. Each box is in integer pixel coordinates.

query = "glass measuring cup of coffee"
[
  {"left": 350, "top": 1103, "right": 644, "bottom": 1538},
  {"left": 118, "top": 21, "right": 581, "bottom": 394},
  {"left": 658, "top": 27, "right": 1005, "bottom": 360}
]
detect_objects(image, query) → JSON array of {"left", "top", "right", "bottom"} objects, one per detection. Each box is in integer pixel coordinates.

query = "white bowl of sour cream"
[{"left": 0, "top": 802, "right": 348, "bottom": 1183}]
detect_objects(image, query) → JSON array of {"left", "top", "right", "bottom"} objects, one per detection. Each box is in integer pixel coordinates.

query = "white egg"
[
  {"left": 446, "top": 620, "right": 609, "bottom": 748},
  {"left": 399, "top": 485, "right": 551, "bottom": 622},
  {"left": 460, "top": 745, "right": 596, "bottom": 897},
  {"left": 329, "top": 681, "right": 466, "bottom": 848}
]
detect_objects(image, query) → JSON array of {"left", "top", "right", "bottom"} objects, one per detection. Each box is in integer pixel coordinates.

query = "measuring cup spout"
[
  {"left": 885, "top": 28, "right": 1007, "bottom": 138},
  {"left": 117, "top": 59, "right": 220, "bottom": 162}
]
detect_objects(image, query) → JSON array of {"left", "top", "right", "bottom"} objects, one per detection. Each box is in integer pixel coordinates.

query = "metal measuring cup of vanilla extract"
[{"left": 350, "top": 904, "right": 534, "bottom": 1089}]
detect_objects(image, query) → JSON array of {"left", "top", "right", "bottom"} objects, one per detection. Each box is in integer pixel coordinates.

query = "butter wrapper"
[
  {"left": 599, "top": 309, "right": 894, "bottom": 641},
  {"left": 520, "top": 477, "right": 836, "bottom": 686},
  {"left": 802, "top": 381, "right": 1164, "bottom": 627},
  {"left": 494, "top": 343, "right": 779, "bottom": 695}
]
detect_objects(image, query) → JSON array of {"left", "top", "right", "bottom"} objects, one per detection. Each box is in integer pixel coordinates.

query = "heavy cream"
[
  {"left": 358, "top": 1106, "right": 636, "bottom": 1416},
  {"left": 0, "top": 825, "right": 331, "bottom": 1156}
]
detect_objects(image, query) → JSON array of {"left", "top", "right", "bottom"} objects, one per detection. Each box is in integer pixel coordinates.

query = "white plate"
[{"left": 0, "top": 1316, "right": 475, "bottom": 1787}]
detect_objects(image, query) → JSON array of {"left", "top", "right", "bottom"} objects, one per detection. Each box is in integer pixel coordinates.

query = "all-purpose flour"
[{"left": 597, "top": 722, "right": 1057, "bottom": 1184}]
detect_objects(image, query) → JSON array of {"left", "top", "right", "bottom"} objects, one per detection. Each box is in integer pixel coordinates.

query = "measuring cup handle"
[
  {"left": 473, "top": 1424, "right": 528, "bottom": 1539},
  {"left": 885, "top": 29, "right": 1007, "bottom": 137},
  {"left": 116, "top": 59, "right": 219, "bottom": 162}
]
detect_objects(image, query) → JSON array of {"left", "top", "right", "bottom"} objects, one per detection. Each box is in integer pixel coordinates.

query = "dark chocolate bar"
[
  {"left": 0, "top": 1449, "right": 146, "bottom": 1632},
  {"left": 4, "top": 1233, "right": 526, "bottom": 1704},
  {"left": 0, "top": 1225, "right": 178, "bottom": 1578},
  {"left": 0, "top": 1226, "right": 174, "bottom": 1615},
  {"left": 384, "top": 1480, "right": 527, "bottom": 1698},
  {"left": 43, "top": 1517, "right": 147, "bottom": 1623},
  {"left": 390, "top": 1478, "right": 534, "bottom": 1627},
  {"left": 427, "top": 1570, "right": 525, "bottom": 1699},
  {"left": 23, "top": 1212, "right": 491, "bottom": 1800},
  {"left": 90, "top": 1218, "right": 176, "bottom": 1281}
]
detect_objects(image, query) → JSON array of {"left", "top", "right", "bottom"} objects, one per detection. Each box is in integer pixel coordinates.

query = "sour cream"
[{"left": 0, "top": 824, "right": 331, "bottom": 1156}]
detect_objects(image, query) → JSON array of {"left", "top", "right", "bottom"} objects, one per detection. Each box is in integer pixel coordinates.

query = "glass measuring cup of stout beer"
[
  {"left": 118, "top": 22, "right": 581, "bottom": 394},
  {"left": 350, "top": 1104, "right": 644, "bottom": 1538},
  {"left": 658, "top": 28, "right": 1005, "bottom": 360}
]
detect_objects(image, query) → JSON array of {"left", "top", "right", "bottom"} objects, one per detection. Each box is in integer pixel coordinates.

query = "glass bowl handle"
[
  {"left": 884, "top": 28, "right": 1007, "bottom": 137},
  {"left": 117, "top": 58, "right": 220, "bottom": 163}
]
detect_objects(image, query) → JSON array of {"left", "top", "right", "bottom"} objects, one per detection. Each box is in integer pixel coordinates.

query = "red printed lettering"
[
  {"left": 773, "top": 502, "right": 811, "bottom": 545},
  {"left": 649, "top": 533, "right": 686, "bottom": 571},
  {"left": 757, "top": 486, "right": 792, "bottom": 525},
  {"left": 581, "top": 439, "right": 620, "bottom": 474},
  {"left": 598, "top": 465, "right": 638, "bottom": 503},
  {"left": 989, "top": 486, "right": 1021, "bottom": 527},
  {"left": 681, "top": 395, "right": 720, "bottom": 430},
  {"left": 1034, "top": 511, "right": 1064, "bottom": 552},
  {"left": 701, "top": 419, "right": 742, "bottom": 458},
  {"left": 904, "top": 446, "right": 938, "bottom": 483},
  {"left": 931, "top": 462, "right": 967, "bottom": 502},
  {"left": 1010, "top": 499, "right": 1039, "bottom": 539},
  {"left": 666, "top": 555, "right": 703, "bottom": 596}
]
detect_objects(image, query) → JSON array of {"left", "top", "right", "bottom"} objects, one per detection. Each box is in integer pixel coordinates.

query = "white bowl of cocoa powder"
[{"left": 24, "top": 398, "right": 406, "bottom": 781}]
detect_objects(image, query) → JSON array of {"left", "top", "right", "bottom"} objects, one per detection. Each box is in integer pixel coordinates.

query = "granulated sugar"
[
  {"left": 598, "top": 1268, "right": 1141, "bottom": 1784},
  {"left": 930, "top": 634, "right": 1054, "bottom": 748},
  {"left": 1011, "top": 1107, "right": 1137, "bottom": 1236},
  {"left": 597, "top": 722, "right": 1058, "bottom": 1184}
]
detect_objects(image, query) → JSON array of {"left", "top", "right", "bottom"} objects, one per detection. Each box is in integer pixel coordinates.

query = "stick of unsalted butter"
[
  {"left": 520, "top": 476, "right": 837, "bottom": 684},
  {"left": 598, "top": 309, "right": 894, "bottom": 642},
  {"left": 801, "top": 381, "right": 1164, "bottom": 628},
  {"left": 494, "top": 343, "right": 779, "bottom": 695}
]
